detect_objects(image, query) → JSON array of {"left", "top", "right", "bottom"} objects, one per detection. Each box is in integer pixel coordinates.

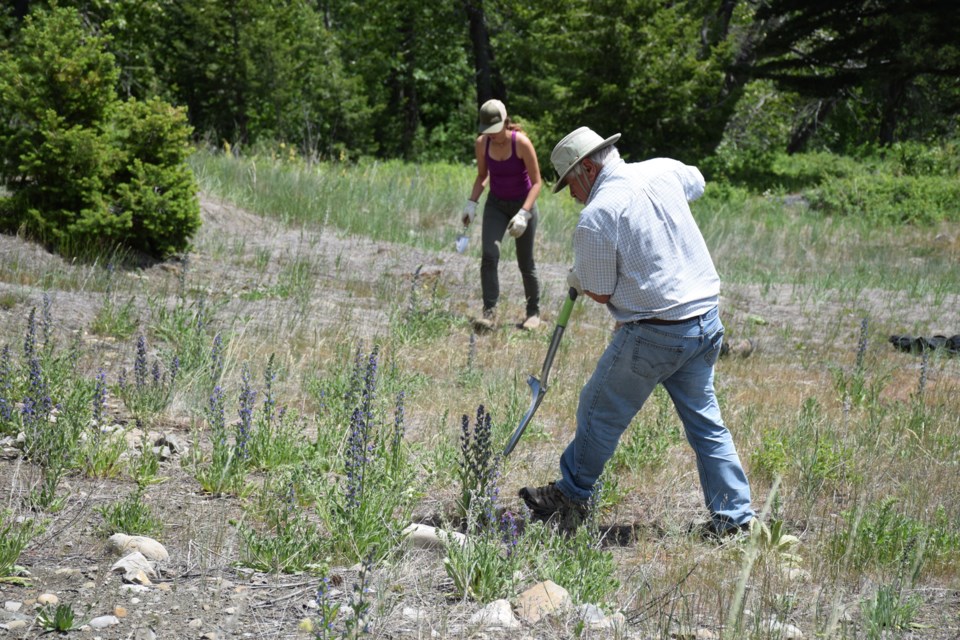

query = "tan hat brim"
[{"left": 552, "top": 133, "right": 621, "bottom": 193}]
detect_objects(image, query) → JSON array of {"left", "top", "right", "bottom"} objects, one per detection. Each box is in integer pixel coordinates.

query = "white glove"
[
  {"left": 462, "top": 200, "right": 477, "bottom": 226},
  {"left": 507, "top": 209, "right": 532, "bottom": 238},
  {"left": 566, "top": 268, "right": 583, "bottom": 295}
]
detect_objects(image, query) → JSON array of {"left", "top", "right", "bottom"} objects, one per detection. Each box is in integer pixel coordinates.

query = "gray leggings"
[{"left": 480, "top": 193, "right": 540, "bottom": 317}]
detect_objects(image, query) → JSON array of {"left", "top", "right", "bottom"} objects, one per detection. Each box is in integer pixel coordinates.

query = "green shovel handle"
[{"left": 556, "top": 287, "right": 579, "bottom": 327}]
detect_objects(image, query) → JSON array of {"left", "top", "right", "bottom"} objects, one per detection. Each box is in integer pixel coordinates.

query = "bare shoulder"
[{"left": 515, "top": 130, "right": 535, "bottom": 148}]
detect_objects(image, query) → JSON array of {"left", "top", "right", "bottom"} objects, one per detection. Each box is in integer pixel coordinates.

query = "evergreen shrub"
[{"left": 0, "top": 7, "right": 199, "bottom": 258}]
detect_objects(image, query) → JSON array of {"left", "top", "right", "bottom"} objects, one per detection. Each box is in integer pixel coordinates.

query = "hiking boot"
[
  {"left": 519, "top": 315, "right": 541, "bottom": 330},
  {"left": 473, "top": 307, "right": 496, "bottom": 332},
  {"left": 692, "top": 517, "right": 753, "bottom": 542},
  {"left": 519, "top": 482, "right": 588, "bottom": 531}
]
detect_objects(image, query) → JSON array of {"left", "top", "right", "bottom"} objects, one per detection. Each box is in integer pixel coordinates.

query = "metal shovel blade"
[
  {"left": 502, "top": 287, "right": 579, "bottom": 457},
  {"left": 503, "top": 375, "right": 545, "bottom": 457}
]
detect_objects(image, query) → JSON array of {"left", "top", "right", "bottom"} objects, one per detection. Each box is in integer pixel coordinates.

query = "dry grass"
[{"left": 1, "top": 186, "right": 958, "bottom": 639}]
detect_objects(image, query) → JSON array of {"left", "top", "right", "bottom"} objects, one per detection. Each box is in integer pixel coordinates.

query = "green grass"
[{"left": 0, "top": 149, "right": 957, "bottom": 637}]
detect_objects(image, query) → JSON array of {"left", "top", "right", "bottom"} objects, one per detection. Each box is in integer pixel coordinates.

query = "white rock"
[
  {"left": 119, "top": 585, "right": 151, "bottom": 594},
  {"left": 577, "top": 603, "right": 606, "bottom": 627},
  {"left": 111, "top": 551, "right": 157, "bottom": 578},
  {"left": 2, "top": 620, "right": 28, "bottom": 631},
  {"left": 401, "top": 523, "right": 466, "bottom": 549},
  {"left": 401, "top": 606, "right": 427, "bottom": 623},
  {"left": 89, "top": 615, "right": 121, "bottom": 629},
  {"left": 4, "top": 601, "right": 22, "bottom": 612},
  {"left": 469, "top": 599, "right": 520, "bottom": 630},
  {"left": 761, "top": 619, "right": 803, "bottom": 639},
  {"left": 108, "top": 534, "right": 169, "bottom": 562}
]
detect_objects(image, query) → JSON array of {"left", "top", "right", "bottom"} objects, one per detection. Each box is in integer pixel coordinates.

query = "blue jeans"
[{"left": 557, "top": 306, "right": 754, "bottom": 526}]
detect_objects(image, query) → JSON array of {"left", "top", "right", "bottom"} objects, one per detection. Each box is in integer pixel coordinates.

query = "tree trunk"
[
  {"left": 462, "top": 0, "right": 505, "bottom": 105},
  {"left": 787, "top": 97, "right": 837, "bottom": 154},
  {"left": 878, "top": 77, "right": 909, "bottom": 145}
]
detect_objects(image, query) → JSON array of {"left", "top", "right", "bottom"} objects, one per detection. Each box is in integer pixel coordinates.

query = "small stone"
[
  {"left": 83, "top": 581, "right": 97, "bottom": 589},
  {"left": 114, "top": 606, "right": 128, "bottom": 618},
  {"left": 119, "top": 585, "right": 151, "bottom": 594},
  {"left": 126, "top": 569, "right": 153, "bottom": 586},
  {"left": 111, "top": 551, "right": 156, "bottom": 578},
  {"left": 224, "top": 607, "right": 236, "bottom": 615},
  {"left": 2, "top": 620, "right": 28, "bottom": 631},
  {"left": 761, "top": 619, "right": 803, "bottom": 639},
  {"left": 469, "top": 599, "right": 520, "bottom": 630},
  {"left": 155, "top": 583, "right": 172, "bottom": 592},
  {"left": 516, "top": 580, "right": 571, "bottom": 624},
  {"left": 38, "top": 593, "right": 59, "bottom": 606},
  {"left": 4, "top": 601, "right": 22, "bottom": 612},
  {"left": 401, "top": 523, "right": 466, "bottom": 549},
  {"left": 188, "top": 618, "right": 203, "bottom": 629},
  {"left": 107, "top": 534, "right": 169, "bottom": 562},
  {"left": 89, "top": 615, "right": 121, "bottom": 629}
]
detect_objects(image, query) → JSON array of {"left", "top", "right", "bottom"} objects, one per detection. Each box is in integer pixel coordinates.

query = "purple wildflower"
[
  {"left": 392, "top": 391, "right": 405, "bottom": 452},
  {"left": 93, "top": 369, "right": 107, "bottom": 427},
  {"left": 134, "top": 336, "right": 148, "bottom": 389},
  {"left": 262, "top": 354, "right": 276, "bottom": 428},
  {"left": 344, "top": 408, "right": 368, "bottom": 510},
  {"left": 0, "top": 345, "right": 12, "bottom": 422},
  {"left": 23, "top": 306, "right": 37, "bottom": 361},
  {"left": 208, "top": 385, "right": 226, "bottom": 434},
  {"left": 209, "top": 333, "right": 224, "bottom": 382},
  {"left": 499, "top": 510, "right": 520, "bottom": 556},
  {"left": 237, "top": 363, "right": 256, "bottom": 459}
]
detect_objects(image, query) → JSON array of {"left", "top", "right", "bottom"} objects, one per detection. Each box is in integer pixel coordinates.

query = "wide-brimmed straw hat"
[
  {"left": 478, "top": 99, "right": 507, "bottom": 135},
  {"left": 550, "top": 126, "right": 620, "bottom": 193}
]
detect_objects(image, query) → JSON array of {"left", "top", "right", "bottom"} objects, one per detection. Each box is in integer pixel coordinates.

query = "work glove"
[
  {"left": 566, "top": 268, "right": 583, "bottom": 295},
  {"left": 462, "top": 200, "right": 477, "bottom": 226},
  {"left": 507, "top": 209, "right": 532, "bottom": 238}
]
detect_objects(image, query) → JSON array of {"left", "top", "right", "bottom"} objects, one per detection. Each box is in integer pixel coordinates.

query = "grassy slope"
[{"left": 0, "top": 151, "right": 958, "bottom": 638}]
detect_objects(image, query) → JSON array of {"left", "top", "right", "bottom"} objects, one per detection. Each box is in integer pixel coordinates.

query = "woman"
[{"left": 461, "top": 99, "right": 543, "bottom": 331}]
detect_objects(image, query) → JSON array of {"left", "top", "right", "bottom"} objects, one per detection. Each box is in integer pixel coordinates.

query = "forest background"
[{"left": 4, "top": 0, "right": 960, "bottom": 190}]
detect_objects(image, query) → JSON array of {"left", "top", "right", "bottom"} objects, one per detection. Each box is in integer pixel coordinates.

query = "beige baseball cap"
[
  {"left": 478, "top": 99, "right": 507, "bottom": 135},
  {"left": 550, "top": 126, "right": 621, "bottom": 193}
]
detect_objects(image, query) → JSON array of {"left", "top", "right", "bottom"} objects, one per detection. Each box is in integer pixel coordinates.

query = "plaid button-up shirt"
[{"left": 573, "top": 157, "right": 720, "bottom": 324}]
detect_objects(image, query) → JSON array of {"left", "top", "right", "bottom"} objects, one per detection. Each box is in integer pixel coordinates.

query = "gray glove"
[
  {"left": 462, "top": 200, "right": 477, "bottom": 226},
  {"left": 566, "top": 268, "right": 583, "bottom": 295},
  {"left": 506, "top": 209, "right": 532, "bottom": 238}
]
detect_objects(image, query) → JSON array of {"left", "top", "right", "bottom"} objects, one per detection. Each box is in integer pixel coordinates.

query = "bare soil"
[{"left": 1, "top": 194, "right": 958, "bottom": 639}]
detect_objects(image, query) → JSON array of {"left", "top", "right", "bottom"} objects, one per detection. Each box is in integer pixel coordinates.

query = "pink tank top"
[{"left": 486, "top": 131, "right": 532, "bottom": 201}]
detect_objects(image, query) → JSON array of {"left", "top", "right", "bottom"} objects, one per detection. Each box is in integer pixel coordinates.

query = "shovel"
[
  {"left": 503, "top": 287, "right": 579, "bottom": 457},
  {"left": 455, "top": 222, "right": 471, "bottom": 253}
]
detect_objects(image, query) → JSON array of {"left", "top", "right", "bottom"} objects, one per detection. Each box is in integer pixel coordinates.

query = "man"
[{"left": 519, "top": 126, "right": 755, "bottom": 537}]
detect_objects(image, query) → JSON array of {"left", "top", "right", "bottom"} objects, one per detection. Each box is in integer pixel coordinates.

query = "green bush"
[
  {"left": 0, "top": 7, "right": 199, "bottom": 258},
  {"left": 808, "top": 172, "right": 960, "bottom": 225}
]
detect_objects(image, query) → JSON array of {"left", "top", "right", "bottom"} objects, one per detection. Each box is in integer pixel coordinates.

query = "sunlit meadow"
[{"left": 0, "top": 148, "right": 957, "bottom": 638}]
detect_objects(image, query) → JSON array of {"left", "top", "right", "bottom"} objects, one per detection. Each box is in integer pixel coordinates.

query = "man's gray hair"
[
  {"left": 589, "top": 144, "right": 619, "bottom": 166},
  {"left": 571, "top": 144, "right": 620, "bottom": 181}
]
